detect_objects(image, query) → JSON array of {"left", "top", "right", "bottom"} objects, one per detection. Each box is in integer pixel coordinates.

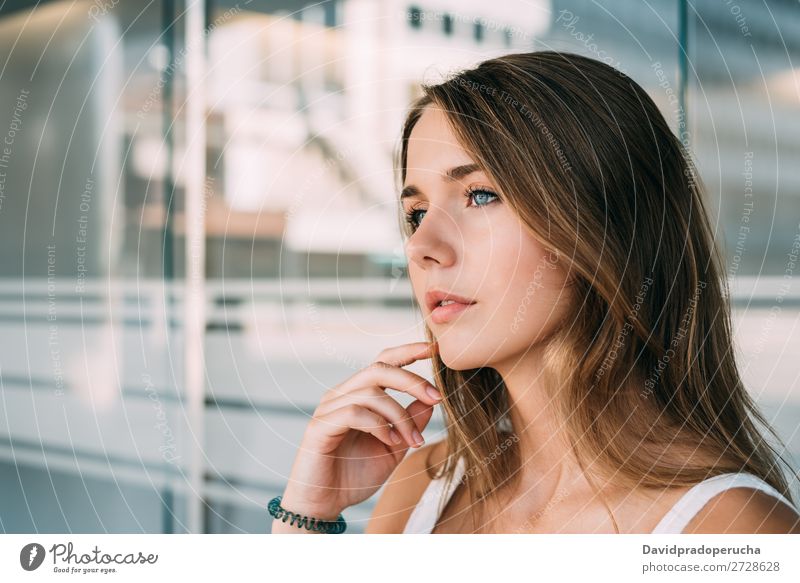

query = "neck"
[{"left": 491, "top": 343, "right": 593, "bottom": 497}]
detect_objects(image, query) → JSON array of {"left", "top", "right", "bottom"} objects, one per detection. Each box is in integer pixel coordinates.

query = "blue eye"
[
  {"left": 466, "top": 187, "right": 499, "bottom": 207},
  {"left": 404, "top": 207, "right": 426, "bottom": 230},
  {"left": 403, "top": 187, "right": 500, "bottom": 231}
]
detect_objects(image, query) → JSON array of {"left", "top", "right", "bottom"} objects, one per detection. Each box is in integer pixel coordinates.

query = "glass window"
[{"left": 1, "top": 0, "right": 796, "bottom": 534}]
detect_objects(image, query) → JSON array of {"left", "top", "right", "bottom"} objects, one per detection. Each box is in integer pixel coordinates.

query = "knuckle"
[
  {"left": 306, "top": 416, "right": 323, "bottom": 434},
  {"left": 343, "top": 403, "right": 361, "bottom": 416},
  {"left": 367, "top": 358, "right": 391, "bottom": 370},
  {"left": 324, "top": 385, "right": 348, "bottom": 399},
  {"left": 361, "top": 385, "right": 385, "bottom": 399},
  {"left": 318, "top": 389, "right": 338, "bottom": 405}
]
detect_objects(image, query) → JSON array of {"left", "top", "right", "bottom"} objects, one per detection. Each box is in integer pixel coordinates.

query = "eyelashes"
[{"left": 403, "top": 187, "right": 500, "bottom": 232}]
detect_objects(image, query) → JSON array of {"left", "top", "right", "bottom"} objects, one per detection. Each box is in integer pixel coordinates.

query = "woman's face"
[{"left": 402, "top": 104, "right": 574, "bottom": 372}]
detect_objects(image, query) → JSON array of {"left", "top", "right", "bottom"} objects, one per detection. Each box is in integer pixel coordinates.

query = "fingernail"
[
  {"left": 412, "top": 429, "right": 425, "bottom": 446},
  {"left": 389, "top": 429, "right": 403, "bottom": 444},
  {"left": 426, "top": 385, "right": 442, "bottom": 401}
]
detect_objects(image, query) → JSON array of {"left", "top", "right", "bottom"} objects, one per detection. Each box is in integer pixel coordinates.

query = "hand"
[{"left": 272, "top": 341, "right": 441, "bottom": 533}]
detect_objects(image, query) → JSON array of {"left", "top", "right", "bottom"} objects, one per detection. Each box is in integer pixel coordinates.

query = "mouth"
[{"left": 425, "top": 289, "right": 478, "bottom": 325}]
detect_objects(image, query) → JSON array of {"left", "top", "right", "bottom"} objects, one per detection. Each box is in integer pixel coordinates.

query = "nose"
[{"left": 404, "top": 205, "right": 457, "bottom": 270}]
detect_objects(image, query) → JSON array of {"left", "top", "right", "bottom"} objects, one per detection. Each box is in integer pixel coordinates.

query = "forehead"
[
  {"left": 408, "top": 105, "right": 459, "bottom": 144},
  {"left": 406, "top": 105, "right": 478, "bottom": 177}
]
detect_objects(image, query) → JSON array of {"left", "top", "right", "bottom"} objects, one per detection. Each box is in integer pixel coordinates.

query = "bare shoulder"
[
  {"left": 682, "top": 487, "right": 800, "bottom": 534},
  {"left": 365, "top": 439, "right": 448, "bottom": 534}
]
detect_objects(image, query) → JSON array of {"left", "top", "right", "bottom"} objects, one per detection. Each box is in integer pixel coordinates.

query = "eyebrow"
[{"left": 400, "top": 162, "right": 482, "bottom": 200}]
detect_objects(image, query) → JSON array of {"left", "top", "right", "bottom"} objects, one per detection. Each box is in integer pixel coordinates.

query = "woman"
[{"left": 272, "top": 51, "right": 800, "bottom": 534}]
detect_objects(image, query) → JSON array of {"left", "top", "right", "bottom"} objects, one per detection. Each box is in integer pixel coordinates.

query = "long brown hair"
[{"left": 394, "top": 50, "right": 796, "bottom": 532}]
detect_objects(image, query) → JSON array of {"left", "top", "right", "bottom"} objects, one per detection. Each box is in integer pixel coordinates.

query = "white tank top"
[{"left": 402, "top": 455, "right": 799, "bottom": 533}]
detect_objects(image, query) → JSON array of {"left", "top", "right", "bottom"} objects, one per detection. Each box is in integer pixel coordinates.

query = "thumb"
[{"left": 407, "top": 398, "right": 435, "bottom": 434}]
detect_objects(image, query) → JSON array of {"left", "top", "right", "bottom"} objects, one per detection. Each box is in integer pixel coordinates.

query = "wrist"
[
  {"left": 278, "top": 492, "right": 343, "bottom": 522},
  {"left": 270, "top": 494, "right": 345, "bottom": 534}
]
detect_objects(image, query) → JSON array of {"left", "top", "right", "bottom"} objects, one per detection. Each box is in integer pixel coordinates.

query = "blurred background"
[{"left": 0, "top": 0, "right": 798, "bottom": 534}]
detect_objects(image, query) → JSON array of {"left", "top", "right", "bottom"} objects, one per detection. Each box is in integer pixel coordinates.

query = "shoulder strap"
[
  {"left": 403, "top": 456, "right": 467, "bottom": 534},
  {"left": 651, "top": 473, "right": 798, "bottom": 534}
]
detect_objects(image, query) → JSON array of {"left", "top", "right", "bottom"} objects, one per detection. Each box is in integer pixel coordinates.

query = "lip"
[{"left": 425, "top": 289, "right": 478, "bottom": 325}]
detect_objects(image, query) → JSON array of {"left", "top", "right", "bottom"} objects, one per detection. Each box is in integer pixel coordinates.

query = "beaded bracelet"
[{"left": 268, "top": 495, "right": 347, "bottom": 534}]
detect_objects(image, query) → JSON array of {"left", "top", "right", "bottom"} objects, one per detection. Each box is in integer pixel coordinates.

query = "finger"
[
  {"left": 333, "top": 363, "right": 442, "bottom": 407},
  {"left": 320, "top": 363, "right": 442, "bottom": 408},
  {"left": 316, "top": 387, "right": 425, "bottom": 448},
  {"left": 319, "top": 342, "right": 441, "bottom": 408},
  {"left": 312, "top": 404, "right": 400, "bottom": 449},
  {"left": 372, "top": 341, "right": 438, "bottom": 368}
]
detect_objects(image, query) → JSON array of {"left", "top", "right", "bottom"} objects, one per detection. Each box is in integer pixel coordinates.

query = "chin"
[{"left": 435, "top": 340, "right": 492, "bottom": 371}]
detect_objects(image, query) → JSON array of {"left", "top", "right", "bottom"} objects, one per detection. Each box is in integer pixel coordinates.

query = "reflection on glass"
[{"left": 0, "top": 0, "right": 797, "bottom": 534}]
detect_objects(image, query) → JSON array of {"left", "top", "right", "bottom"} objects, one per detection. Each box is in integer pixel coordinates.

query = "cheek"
[{"left": 481, "top": 225, "right": 570, "bottom": 336}]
